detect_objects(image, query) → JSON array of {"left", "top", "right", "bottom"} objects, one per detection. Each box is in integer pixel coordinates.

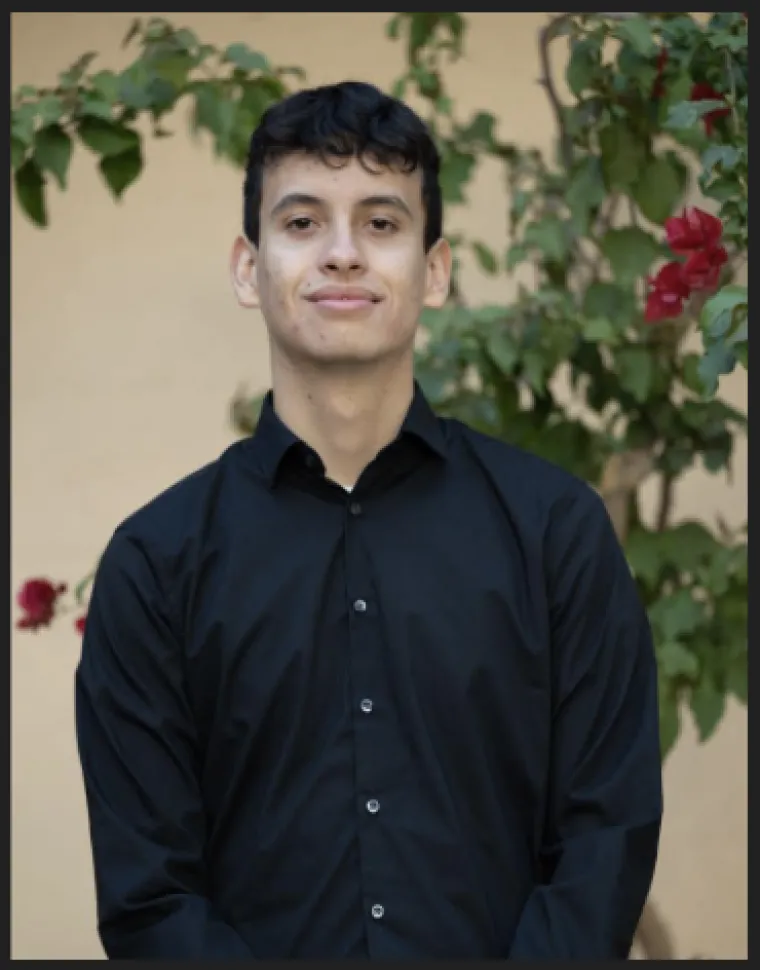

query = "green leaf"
[
  {"left": 689, "top": 678, "right": 725, "bottom": 742},
  {"left": 471, "top": 241, "right": 498, "bottom": 275},
  {"left": 598, "top": 123, "right": 647, "bottom": 188},
  {"left": 681, "top": 353, "right": 704, "bottom": 395},
  {"left": 458, "top": 111, "right": 495, "bottom": 147},
  {"left": 152, "top": 52, "right": 194, "bottom": 88},
  {"left": 700, "top": 285, "right": 747, "bottom": 340},
  {"left": 626, "top": 528, "right": 661, "bottom": 586},
  {"left": 707, "top": 31, "right": 746, "bottom": 52},
  {"left": 633, "top": 155, "right": 685, "bottom": 225},
  {"left": 582, "top": 281, "right": 634, "bottom": 322},
  {"left": 59, "top": 51, "right": 98, "bottom": 88},
  {"left": 616, "top": 346, "right": 654, "bottom": 403},
  {"left": 565, "top": 155, "right": 605, "bottom": 230},
  {"left": 11, "top": 103, "right": 37, "bottom": 146},
  {"left": 521, "top": 349, "right": 545, "bottom": 393},
  {"left": 416, "top": 367, "right": 453, "bottom": 406},
  {"left": 701, "top": 143, "right": 740, "bottom": 175},
  {"left": 665, "top": 99, "right": 727, "bottom": 130},
  {"left": 78, "top": 117, "right": 140, "bottom": 157},
  {"left": 600, "top": 226, "right": 661, "bottom": 284},
  {"left": 117, "top": 63, "right": 155, "bottom": 110},
  {"left": 122, "top": 18, "right": 142, "bottom": 48},
  {"left": 391, "top": 76, "right": 407, "bottom": 100},
  {"left": 99, "top": 145, "right": 143, "bottom": 199},
  {"left": 223, "top": 43, "right": 269, "bottom": 73},
  {"left": 79, "top": 93, "right": 114, "bottom": 121},
  {"left": 661, "top": 521, "right": 718, "bottom": 570},
  {"left": 582, "top": 317, "right": 618, "bottom": 344},
  {"left": 174, "top": 27, "right": 201, "bottom": 52},
  {"left": 11, "top": 136, "right": 27, "bottom": 171},
  {"left": 509, "top": 191, "right": 531, "bottom": 234},
  {"left": 660, "top": 641, "right": 699, "bottom": 680},
  {"left": 439, "top": 149, "right": 475, "bottom": 203},
  {"left": 614, "top": 15, "right": 657, "bottom": 57},
  {"left": 14, "top": 159, "right": 47, "bottom": 227},
  {"left": 505, "top": 243, "right": 528, "bottom": 271},
  {"left": 523, "top": 217, "right": 570, "bottom": 263},
  {"left": 658, "top": 689, "right": 681, "bottom": 760},
  {"left": 650, "top": 588, "right": 704, "bottom": 642},
  {"left": 436, "top": 95, "right": 453, "bottom": 115},
  {"left": 385, "top": 14, "right": 402, "bottom": 39},
  {"left": 37, "top": 95, "right": 65, "bottom": 126},
  {"left": 485, "top": 331, "right": 518, "bottom": 374},
  {"left": 697, "top": 343, "right": 736, "bottom": 397},
  {"left": 14, "top": 84, "right": 39, "bottom": 101},
  {"left": 566, "top": 38, "right": 600, "bottom": 98},
  {"left": 33, "top": 124, "right": 73, "bottom": 189},
  {"left": 725, "top": 657, "right": 747, "bottom": 704}
]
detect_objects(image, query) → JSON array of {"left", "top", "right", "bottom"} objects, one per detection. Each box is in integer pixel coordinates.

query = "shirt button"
[
  {"left": 366, "top": 798, "right": 380, "bottom": 814},
  {"left": 371, "top": 903, "right": 384, "bottom": 920},
  {"left": 353, "top": 599, "right": 367, "bottom": 613},
  {"left": 360, "top": 698, "right": 373, "bottom": 713},
  {"left": 349, "top": 501, "right": 362, "bottom": 516}
]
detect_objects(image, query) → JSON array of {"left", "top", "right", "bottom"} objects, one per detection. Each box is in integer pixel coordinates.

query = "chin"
[{"left": 303, "top": 344, "right": 397, "bottom": 366}]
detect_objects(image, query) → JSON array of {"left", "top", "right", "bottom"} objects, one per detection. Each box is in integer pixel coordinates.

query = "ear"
[
  {"left": 230, "top": 235, "right": 260, "bottom": 309},
  {"left": 422, "top": 236, "right": 452, "bottom": 309}
]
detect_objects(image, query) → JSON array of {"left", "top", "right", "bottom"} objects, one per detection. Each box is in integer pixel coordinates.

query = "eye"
[
  {"left": 369, "top": 217, "right": 397, "bottom": 232},
  {"left": 286, "top": 217, "right": 315, "bottom": 231}
]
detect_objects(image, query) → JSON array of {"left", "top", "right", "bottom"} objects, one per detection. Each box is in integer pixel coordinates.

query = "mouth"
[{"left": 306, "top": 288, "right": 383, "bottom": 312}]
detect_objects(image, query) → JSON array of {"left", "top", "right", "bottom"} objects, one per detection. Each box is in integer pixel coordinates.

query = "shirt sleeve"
[
  {"left": 508, "top": 483, "right": 663, "bottom": 959},
  {"left": 75, "top": 528, "right": 254, "bottom": 959}
]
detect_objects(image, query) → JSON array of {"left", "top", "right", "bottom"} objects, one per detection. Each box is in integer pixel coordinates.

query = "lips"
[
  {"left": 306, "top": 286, "right": 383, "bottom": 313},
  {"left": 306, "top": 287, "right": 382, "bottom": 303}
]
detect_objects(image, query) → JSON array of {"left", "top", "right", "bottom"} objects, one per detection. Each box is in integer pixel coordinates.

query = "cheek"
[
  {"left": 384, "top": 251, "right": 428, "bottom": 309},
  {"left": 259, "top": 248, "right": 303, "bottom": 310}
]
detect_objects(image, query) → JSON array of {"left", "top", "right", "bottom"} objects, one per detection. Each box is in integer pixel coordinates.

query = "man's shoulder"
[
  {"left": 109, "top": 438, "right": 251, "bottom": 556},
  {"left": 446, "top": 417, "right": 599, "bottom": 513}
]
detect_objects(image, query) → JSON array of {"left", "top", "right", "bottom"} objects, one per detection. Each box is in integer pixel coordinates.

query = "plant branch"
[
  {"left": 537, "top": 14, "right": 575, "bottom": 172},
  {"left": 656, "top": 473, "right": 675, "bottom": 532}
]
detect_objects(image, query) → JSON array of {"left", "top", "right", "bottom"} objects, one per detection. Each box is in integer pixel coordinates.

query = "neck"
[{"left": 270, "top": 354, "right": 415, "bottom": 489}]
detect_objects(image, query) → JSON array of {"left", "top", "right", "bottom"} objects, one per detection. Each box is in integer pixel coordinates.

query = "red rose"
[
  {"left": 664, "top": 206, "right": 723, "bottom": 254},
  {"left": 75, "top": 615, "right": 87, "bottom": 635},
  {"left": 690, "top": 82, "right": 731, "bottom": 136},
  {"left": 681, "top": 244, "right": 728, "bottom": 291},
  {"left": 16, "top": 578, "right": 67, "bottom": 631},
  {"left": 645, "top": 261, "right": 691, "bottom": 322}
]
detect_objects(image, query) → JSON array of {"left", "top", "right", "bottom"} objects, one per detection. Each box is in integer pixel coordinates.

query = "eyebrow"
[{"left": 269, "top": 192, "right": 414, "bottom": 220}]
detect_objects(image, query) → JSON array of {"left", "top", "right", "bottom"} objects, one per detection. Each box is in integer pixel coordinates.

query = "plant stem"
[{"left": 656, "top": 473, "right": 674, "bottom": 531}]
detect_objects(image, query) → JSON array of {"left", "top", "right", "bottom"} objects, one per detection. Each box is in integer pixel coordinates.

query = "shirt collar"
[{"left": 244, "top": 380, "right": 449, "bottom": 487}]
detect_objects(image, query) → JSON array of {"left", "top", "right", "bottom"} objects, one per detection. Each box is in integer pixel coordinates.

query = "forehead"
[{"left": 261, "top": 153, "right": 424, "bottom": 212}]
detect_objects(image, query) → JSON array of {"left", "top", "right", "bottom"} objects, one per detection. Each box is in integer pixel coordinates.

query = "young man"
[{"left": 76, "top": 81, "right": 662, "bottom": 960}]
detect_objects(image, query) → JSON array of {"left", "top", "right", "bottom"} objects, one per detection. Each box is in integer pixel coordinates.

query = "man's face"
[{"left": 231, "top": 153, "right": 451, "bottom": 366}]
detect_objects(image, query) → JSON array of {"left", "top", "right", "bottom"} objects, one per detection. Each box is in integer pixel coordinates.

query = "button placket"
[{"left": 344, "top": 498, "right": 393, "bottom": 942}]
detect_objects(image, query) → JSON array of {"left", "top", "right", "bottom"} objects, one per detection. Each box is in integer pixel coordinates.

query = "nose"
[{"left": 320, "top": 222, "right": 365, "bottom": 274}]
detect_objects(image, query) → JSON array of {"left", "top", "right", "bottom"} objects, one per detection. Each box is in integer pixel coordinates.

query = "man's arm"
[
  {"left": 508, "top": 484, "right": 663, "bottom": 959},
  {"left": 75, "top": 529, "right": 253, "bottom": 959}
]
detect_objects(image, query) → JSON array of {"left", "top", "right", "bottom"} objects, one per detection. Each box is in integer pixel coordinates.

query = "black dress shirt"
[{"left": 75, "top": 382, "right": 662, "bottom": 960}]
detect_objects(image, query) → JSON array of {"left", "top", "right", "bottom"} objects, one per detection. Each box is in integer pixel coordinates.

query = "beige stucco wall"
[{"left": 11, "top": 12, "right": 747, "bottom": 960}]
